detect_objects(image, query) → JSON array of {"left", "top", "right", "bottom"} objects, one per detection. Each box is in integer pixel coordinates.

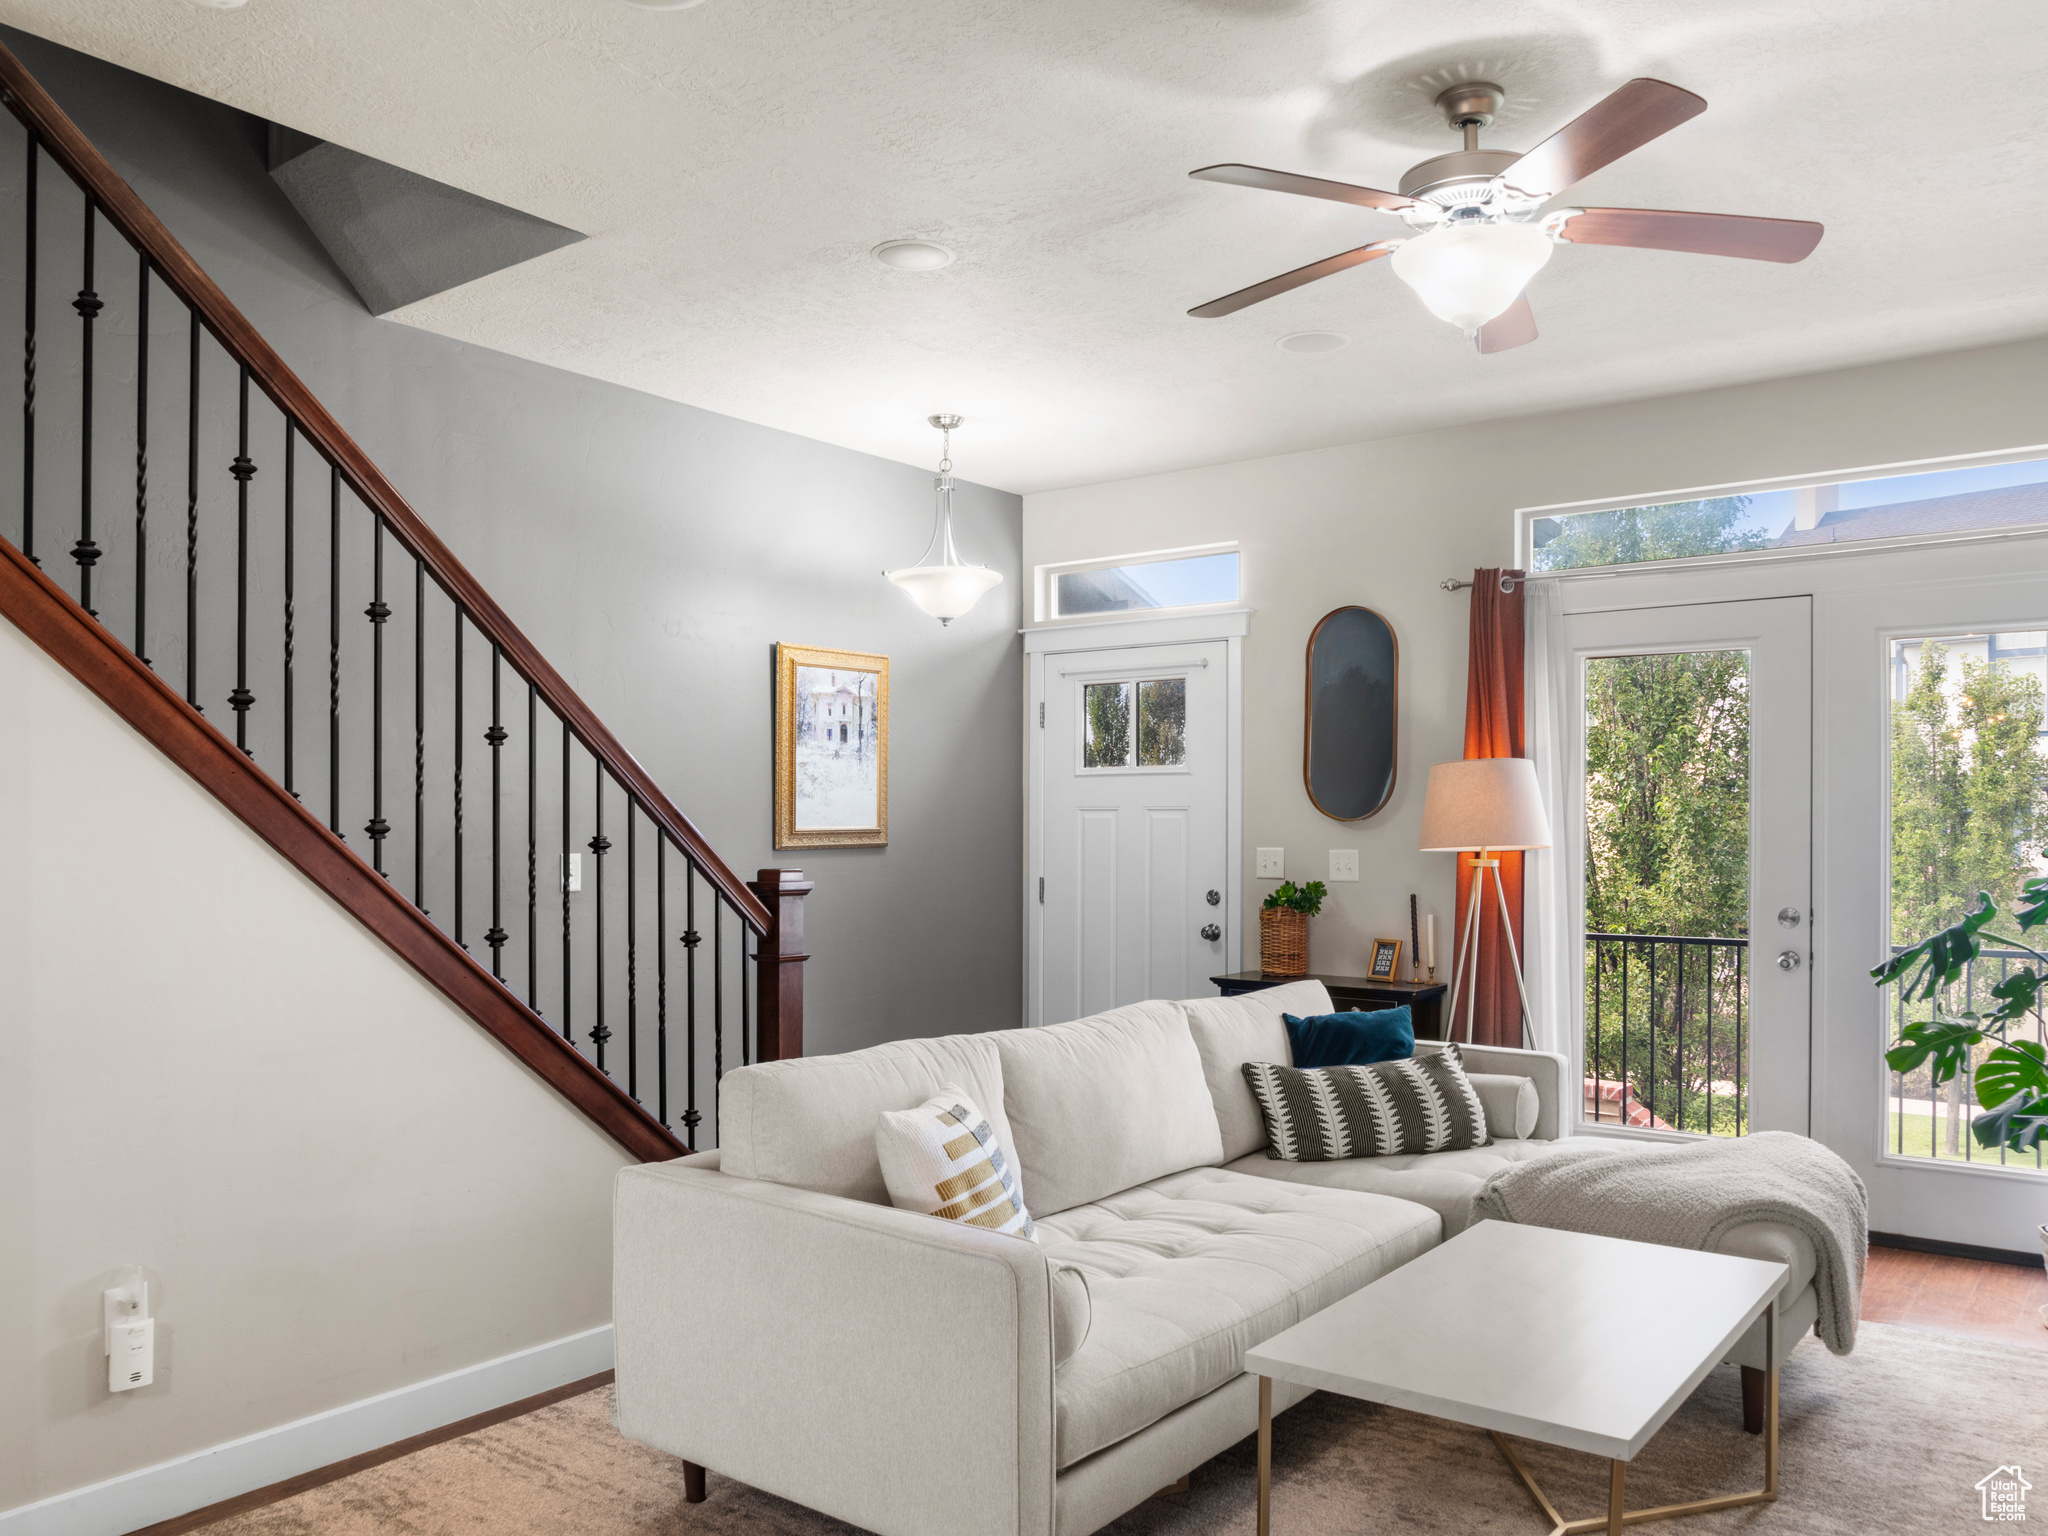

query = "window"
[
  {"left": 1082, "top": 677, "right": 1187, "bottom": 769},
  {"left": 1527, "top": 453, "right": 2048, "bottom": 575},
  {"left": 1044, "top": 546, "right": 1239, "bottom": 619},
  {"left": 1884, "top": 628, "right": 2048, "bottom": 1173}
]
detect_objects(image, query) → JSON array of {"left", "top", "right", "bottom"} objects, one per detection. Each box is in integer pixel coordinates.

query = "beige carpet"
[{"left": 199, "top": 1323, "right": 2042, "bottom": 1536}]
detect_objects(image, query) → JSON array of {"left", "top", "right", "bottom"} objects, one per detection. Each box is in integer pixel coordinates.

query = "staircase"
[{"left": 0, "top": 41, "right": 806, "bottom": 1162}]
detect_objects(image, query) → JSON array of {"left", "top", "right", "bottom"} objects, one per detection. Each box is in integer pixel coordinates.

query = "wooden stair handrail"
[
  {"left": 0, "top": 533, "right": 686, "bottom": 1162},
  {"left": 0, "top": 39, "right": 770, "bottom": 934}
]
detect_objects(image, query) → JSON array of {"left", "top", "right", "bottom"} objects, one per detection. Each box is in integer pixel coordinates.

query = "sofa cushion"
[
  {"left": 1224, "top": 1137, "right": 1564, "bottom": 1235},
  {"left": 1241, "top": 1048, "right": 1491, "bottom": 1161},
  {"left": 994, "top": 1002, "right": 1223, "bottom": 1217},
  {"left": 1181, "top": 982, "right": 1334, "bottom": 1161},
  {"left": 1468, "top": 1072, "right": 1540, "bottom": 1140},
  {"left": 875, "top": 1087, "right": 1035, "bottom": 1239},
  {"left": 1035, "top": 1167, "right": 1438, "bottom": 1467},
  {"left": 718, "top": 1033, "right": 1012, "bottom": 1205}
]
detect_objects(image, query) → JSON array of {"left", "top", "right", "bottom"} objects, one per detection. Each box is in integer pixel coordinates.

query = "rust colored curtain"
[{"left": 1455, "top": 568, "right": 1526, "bottom": 1047}]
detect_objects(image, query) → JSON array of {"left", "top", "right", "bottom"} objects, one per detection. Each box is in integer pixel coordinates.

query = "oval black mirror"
[{"left": 1304, "top": 606, "right": 1398, "bottom": 820}]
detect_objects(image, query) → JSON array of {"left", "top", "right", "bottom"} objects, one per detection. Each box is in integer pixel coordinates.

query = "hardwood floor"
[{"left": 1863, "top": 1244, "right": 2048, "bottom": 1349}]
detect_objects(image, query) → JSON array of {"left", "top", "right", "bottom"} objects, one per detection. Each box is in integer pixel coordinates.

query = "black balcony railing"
[
  {"left": 1886, "top": 943, "right": 2048, "bottom": 1172},
  {"left": 1584, "top": 932, "right": 1748, "bottom": 1136}
]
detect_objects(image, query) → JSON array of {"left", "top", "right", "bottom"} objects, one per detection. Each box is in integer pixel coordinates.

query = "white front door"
[
  {"left": 1563, "top": 597, "right": 1813, "bottom": 1136},
  {"left": 1033, "top": 638, "right": 1232, "bottom": 1024}
]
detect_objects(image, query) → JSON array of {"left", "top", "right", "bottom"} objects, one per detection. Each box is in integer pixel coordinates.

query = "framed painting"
[
  {"left": 774, "top": 643, "right": 890, "bottom": 849},
  {"left": 1367, "top": 938, "right": 1403, "bottom": 981}
]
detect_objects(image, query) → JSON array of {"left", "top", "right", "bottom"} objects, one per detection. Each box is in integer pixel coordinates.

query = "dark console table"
[{"left": 1209, "top": 972, "right": 1450, "bottom": 1042}]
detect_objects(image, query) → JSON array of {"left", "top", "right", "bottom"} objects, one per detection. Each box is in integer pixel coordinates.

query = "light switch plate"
[
  {"left": 1256, "top": 847, "right": 1284, "bottom": 879},
  {"left": 1329, "top": 850, "right": 1359, "bottom": 882}
]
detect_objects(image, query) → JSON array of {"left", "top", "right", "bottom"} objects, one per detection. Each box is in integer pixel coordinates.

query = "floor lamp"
[{"left": 1418, "top": 758, "right": 1552, "bottom": 1048}]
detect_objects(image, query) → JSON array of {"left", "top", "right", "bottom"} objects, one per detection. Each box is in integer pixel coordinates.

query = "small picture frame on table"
[{"left": 1367, "top": 938, "right": 1403, "bottom": 981}]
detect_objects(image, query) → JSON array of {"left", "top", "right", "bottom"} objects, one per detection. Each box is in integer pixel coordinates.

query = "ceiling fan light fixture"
[{"left": 1389, "top": 221, "right": 1552, "bottom": 336}]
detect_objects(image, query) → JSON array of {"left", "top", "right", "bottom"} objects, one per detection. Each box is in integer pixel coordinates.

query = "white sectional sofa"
[{"left": 612, "top": 981, "right": 1819, "bottom": 1536}]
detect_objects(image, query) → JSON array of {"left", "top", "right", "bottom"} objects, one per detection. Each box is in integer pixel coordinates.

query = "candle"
[{"left": 1426, "top": 913, "right": 1436, "bottom": 971}]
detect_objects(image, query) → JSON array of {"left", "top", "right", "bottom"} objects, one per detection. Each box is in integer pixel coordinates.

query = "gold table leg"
[
  {"left": 1607, "top": 1461, "right": 1626, "bottom": 1536},
  {"left": 1257, "top": 1376, "right": 1272, "bottom": 1536}
]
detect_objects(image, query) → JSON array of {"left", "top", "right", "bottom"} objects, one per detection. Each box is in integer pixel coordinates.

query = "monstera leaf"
[
  {"left": 2018, "top": 875, "right": 2048, "bottom": 933},
  {"left": 1975, "top": 1040, "right": 2048, "bottom": 1110},
  {"left": 1884, "top": 1017, "right": 1985, "bottom": 1082},
  {"left": 1981, "top": 968, "right": 2045, "bottom": 1027},
  {"left": 1972, "top": 1091, "right": 2048, "bottom": 1154},
  {"left": 1870, "top": 893, "right": 1997, "bottom": 1000}
]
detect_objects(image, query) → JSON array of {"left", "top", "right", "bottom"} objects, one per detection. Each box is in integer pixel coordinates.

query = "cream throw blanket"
[{"left": 1470, "top": 1132, "right": 1868, "bottom": 1354}]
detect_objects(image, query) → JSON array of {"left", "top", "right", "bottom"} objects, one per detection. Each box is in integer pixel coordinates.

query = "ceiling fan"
[{"left": 1186, "top": 78, "right": 1823, "bottom": 352}]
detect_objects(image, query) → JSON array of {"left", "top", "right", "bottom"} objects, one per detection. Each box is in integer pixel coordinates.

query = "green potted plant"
[
  {"left": 1260, "top": 880, "right": 1326, "bottom": 977},
  {"left": 1873, "top": 878, "right": 2048, "bottom": 1259}
]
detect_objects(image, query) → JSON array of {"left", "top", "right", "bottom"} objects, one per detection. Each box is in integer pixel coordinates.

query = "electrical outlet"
[
  {"left": 1329, "top": 849, "right": 1359, "bottom": 882},
  {"left": 1256, "top": 847, "right": 1284, "bottom": 879}
]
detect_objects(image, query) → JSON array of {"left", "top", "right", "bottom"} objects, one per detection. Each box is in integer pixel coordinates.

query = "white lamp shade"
[
  {"left": 886, "top": 562, "right": 1003, "bottom": 622},
  {"left": 1417, "top": 758, "right": 1551, "bottom": 851},
  {"left": 1390, "top": 222, "right": 1552, "bottom": 335}
]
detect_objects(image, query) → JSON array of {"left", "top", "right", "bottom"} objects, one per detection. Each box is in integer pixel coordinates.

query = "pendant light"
[{"left": 887, "top": 414, "right": 1002, "bottom": 625}]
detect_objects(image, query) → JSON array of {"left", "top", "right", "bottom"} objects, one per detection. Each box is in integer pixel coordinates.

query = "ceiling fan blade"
[
  {"left": 1476, "top": 294, "right": 1537, "bottom": 354},
  {"left": 1189, "top": 163, "right": 1417, "bottom": 214},
  {"left": 1496, "top": 78, "right": 1707, "bottom": 202},
  {"left": 1558, "top": 207, "right": 1824, "bottom": 262},
  {"left": 1187, "top": 241, "right": 1399, "bottom": 318}
]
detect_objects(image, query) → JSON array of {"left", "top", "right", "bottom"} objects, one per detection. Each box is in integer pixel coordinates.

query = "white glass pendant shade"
[
  {"left": 887, "top": 471, "right": 1003, "bottom": 625},
  {"left": 1390, "top": 222, "right": 1552, "bottom": 335}
]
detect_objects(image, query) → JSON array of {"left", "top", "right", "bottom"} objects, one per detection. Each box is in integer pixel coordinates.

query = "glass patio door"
[{"left": 1563, "top": 598, "right": 1813, "bottom": 1136}]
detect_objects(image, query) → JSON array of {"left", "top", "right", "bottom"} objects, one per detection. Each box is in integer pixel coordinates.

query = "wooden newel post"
[{"left": 751, "top": 868, "right": 813, "bottom": 1061}]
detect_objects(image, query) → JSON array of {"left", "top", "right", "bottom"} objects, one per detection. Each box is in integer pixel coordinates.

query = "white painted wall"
[
  {"left": 0, "top": 614, "right": 632, "bottom": 1518},
  {"left": 1023, "top": 336, "right": 2048, "bottom": 977}
]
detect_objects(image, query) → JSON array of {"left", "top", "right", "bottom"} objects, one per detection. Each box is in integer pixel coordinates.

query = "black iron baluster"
[
  {"left": 683, "top": 864, "right": 700, "bottom": 1146},
  {"left": 485, "top": 644, "right": 507, "bottom": 977},
  {"left": 21, "top": 137, "right": 35, "bottom": 566},
  {"left": 282, "top": 425, "right": 295, "bottom": 795},
  {"left": 536, "top": 684, "right": 544, "bottom": 1011},
  {"left": 742, "top": 923, "right": 752, "bottom": 1068},
  {"left": 590, "top": 774, "right": 610, "bottom": 1069},
  {"left": 1591, "top": 939, "right": 1603, "bottom": 1122},
  {"left": 72, "top": 200, "right": 101, "bottom": 613},
  {"left": 1646, "top": 942, "right": 1657, "bottom": 1127},
  {"left": 561, "top": 720, "right": 573, "bottom": 1044},
  {"left": 1675, "top": 939, "right": 1686, "bottom": 1131},
  {"left": 712, "top": 898, "right": 724, "bottom": 1135},
  {"left": 227, "top": 367, "right": 256, "bottom": 750},
  {"left": 454, "top": 606, "right": 465, "bottom": 947},
  {"left": 364, "top": 511, "right": 390, "bottom": 871},
  {"left": 1620, "top": 938, "right": 1630, "bottom": 1124},
  {"left": 185, "top": 312, "right": 199, "bottom": 707},
  {"left": 657, "top": 837, "right": 668, "bottom": 1127},
  {"left": 414, "top": 558, "right": 426, "bottom": 911},
  {"left": 626, "top": 800, "right": 638, "bottom": 1098},
  {"left": 132, "top": 253, "right": 148, "bottom": 665},
  {"left": 327, "top": 465, "right": 341, "bottom": 836},
  {"left": 1705, "top": 942, "right": 1715, "bottom": 1134}
]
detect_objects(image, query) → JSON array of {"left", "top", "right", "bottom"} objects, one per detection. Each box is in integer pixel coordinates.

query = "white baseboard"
[{"left": 0, "top": 1325, "right": 614, "bottom": 1536}]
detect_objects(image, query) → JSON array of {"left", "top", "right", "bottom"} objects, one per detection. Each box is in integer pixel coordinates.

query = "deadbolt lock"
[
  {"left": 1777, "top": 907, "right": 1802, "bottom": 928},
  {"left": 1206, "top": 889, "right": 1221, "bottom": 906}
]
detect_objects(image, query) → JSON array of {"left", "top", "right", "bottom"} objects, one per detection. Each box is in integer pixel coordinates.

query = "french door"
[{"left": 1563, "top": 597, "right": 1813, "bottom": 1137}]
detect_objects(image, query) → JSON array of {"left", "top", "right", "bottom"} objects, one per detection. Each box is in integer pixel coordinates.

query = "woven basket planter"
[{"left": 1260, "top": 907, "right": 1308, "bottom": 977}]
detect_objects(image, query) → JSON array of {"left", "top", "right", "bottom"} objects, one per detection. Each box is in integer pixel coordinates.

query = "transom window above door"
[
  {"left": 1038, "top": 544, "right": 1240, "bottom": 621},
  {"left": 1081, "top": 677, "right": 1187, "bottom": 769},
  {"left": 1523, "top": 449, "right": 2048, "bottom": 575}
]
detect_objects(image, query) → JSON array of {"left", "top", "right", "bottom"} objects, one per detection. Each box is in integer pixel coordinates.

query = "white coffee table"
[{"left": 1244, "top": 1221, "right": 1790, "bottom": 1536}]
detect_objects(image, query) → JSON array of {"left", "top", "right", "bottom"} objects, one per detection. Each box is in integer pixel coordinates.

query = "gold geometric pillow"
[{"left": 875, "top": 1086, "right": 1034, "bottom": 1240}]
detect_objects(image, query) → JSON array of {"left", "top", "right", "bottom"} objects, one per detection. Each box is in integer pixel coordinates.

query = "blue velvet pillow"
[{"left": 1282, "top": 1006, "right": 1415, "bottom": 1068}]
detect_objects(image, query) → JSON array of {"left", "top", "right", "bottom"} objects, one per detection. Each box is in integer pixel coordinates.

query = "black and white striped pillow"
[{"left": 1241, "top": 1046, "right": 1490, "bottom": 1160}]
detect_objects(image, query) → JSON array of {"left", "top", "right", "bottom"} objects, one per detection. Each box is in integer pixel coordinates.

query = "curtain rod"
[{"left": 1440, "top": 572, "right": 1527, "bottom": 594}]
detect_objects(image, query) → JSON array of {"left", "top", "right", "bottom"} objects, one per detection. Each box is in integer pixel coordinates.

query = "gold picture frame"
[
  {"left": 1367, "top": 938, "right": 1404, "bottom": 981},
  {"left": 774, "top": 643, "right": 890, "bottom": 849}
]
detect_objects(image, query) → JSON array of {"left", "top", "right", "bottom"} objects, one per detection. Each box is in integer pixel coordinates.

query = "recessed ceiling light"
[
  {"left": 184, "top": 0, "right": 249, "bottom": 9},
  {"left": 872, "top": 240, "right": 955, "bottom": 272},
  {"left": 616, "top": 0, "right": 707, "bottom": 8},
  {"left": 1276, "top": 331, "right": 1350, "bottom": 354}
]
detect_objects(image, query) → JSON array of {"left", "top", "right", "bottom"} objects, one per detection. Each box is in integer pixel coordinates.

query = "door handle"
[
  {"left": 1777, "top": 949, "right": 1802, "bottom": 971},
  {"left": 1200, "top": 924, "right": 1221, "bottom": 942}
]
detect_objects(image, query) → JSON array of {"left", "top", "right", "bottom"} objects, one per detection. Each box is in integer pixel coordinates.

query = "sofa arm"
[
  {"left": 1420, "top": 1041, "right": 1571, "bottom": 1141},
  {"left": 613, "top": 1160, "right": 1056, "bottom": 1536}
]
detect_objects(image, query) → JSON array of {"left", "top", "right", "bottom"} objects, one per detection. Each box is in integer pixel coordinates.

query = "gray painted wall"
[{"left": 5, "top": 28, "right": 1024, "bottom": 1057}]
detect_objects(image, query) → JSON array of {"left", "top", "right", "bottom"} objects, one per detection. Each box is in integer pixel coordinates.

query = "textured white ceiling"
[{"left": 11, "top": 0, "right": 2047, "bottom": 493}]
